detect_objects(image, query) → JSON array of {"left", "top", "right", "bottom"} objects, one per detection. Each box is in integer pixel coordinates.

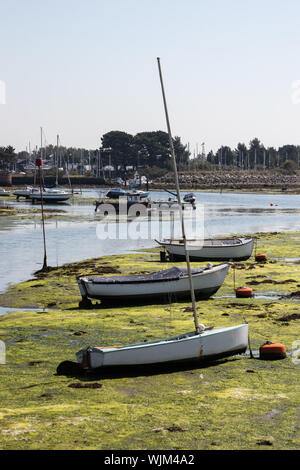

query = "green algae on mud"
[{"left": 0, "top": 231, "right": 299, "bottom": 450}]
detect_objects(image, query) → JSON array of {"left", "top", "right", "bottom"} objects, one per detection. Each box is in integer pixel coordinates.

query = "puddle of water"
[
  {"left": 274, "top": 257, "right": 300, "bottom": 264},
  {"left": 214, "top": 291, "right": 283, "bottom": 300},
  {"left": 0, "top": 306, "right": 47, "bottom": 317}
]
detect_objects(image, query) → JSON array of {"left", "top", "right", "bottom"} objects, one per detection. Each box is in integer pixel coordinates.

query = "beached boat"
[
  {"left": 0, "top": 188, "right": 10, "bottom": 196},
  {"left": 105, "top": 188, "right": 128, "bottom": 198},
  {"left": 28, "top": 187, "right": 72, "bottom": 202},
  {"left": 157, "top": 237, "right": 254, "bottom": 261},
  {"left": 183, "top": 192, "right": 196, "bottom": 204},
  {"left": 95, "top": 191, "right": 150, "bottom": 213},
  {"left": 73, "top": 58, "right": 248, "bottom": 372},
  {"left": 13, "top": 186, "right": 36, "bottom": 199},
  {"left": 149, "top": 190, "right": 196, "bottom": 210},
  {"left": 77, "top": 263, "right": 230, "bottom": 304},
  {"left": 76, "top": 324, "right": 248, "bottom": 369}
]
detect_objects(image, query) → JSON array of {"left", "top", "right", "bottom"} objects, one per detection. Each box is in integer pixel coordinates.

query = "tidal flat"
[{"left": 0, "top": 231, "right": 299, "bottom": 450}]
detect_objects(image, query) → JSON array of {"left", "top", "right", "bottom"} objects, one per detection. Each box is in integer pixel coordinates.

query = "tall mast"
[
  {"left": 56, "top": 134, "right": 59, "bottom": 185},
  {"left": 40, "top": 127, "right": 43, "bottom": 158},
  {"left": 157, "top": 57, "right": 200, "bottom": 334}
]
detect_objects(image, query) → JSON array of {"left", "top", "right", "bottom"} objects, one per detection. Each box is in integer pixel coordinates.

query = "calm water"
[{"left": 0, "top": 189, "right": 299, "bottom": 294}]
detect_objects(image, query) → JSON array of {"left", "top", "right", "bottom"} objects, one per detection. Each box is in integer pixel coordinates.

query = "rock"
[{"left": 68, "top": 382, "right": 102, "bottom": 389}]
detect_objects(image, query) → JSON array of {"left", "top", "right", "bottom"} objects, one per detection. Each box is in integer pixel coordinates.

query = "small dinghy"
[
  {"left": 157, "top": 237, "right": 254, "bottom": 261},
  {"left": 77, "top": 263, "right": 230, "bottom": 305},
  {"left": 76, "top": 324, "right": 248, "bottom": 369}
]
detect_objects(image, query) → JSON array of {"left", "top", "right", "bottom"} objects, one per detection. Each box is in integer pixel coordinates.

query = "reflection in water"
[{"left": 0, "top": 190, "right": 300, "bottom": 294}]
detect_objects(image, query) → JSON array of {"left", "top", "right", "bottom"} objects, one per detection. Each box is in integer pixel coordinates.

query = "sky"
[{"left": 1, "top": 0, "right": 300, "bottom": 155}]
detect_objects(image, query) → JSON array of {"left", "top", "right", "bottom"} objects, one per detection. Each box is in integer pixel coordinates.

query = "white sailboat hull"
[
  {"left": 28, "top": 192, "right": 71, "bottom": 202},
  {"left": 77, "top": 263, "right": 230, "bottom": 303},
  {"left": 76, "top": 324, "right": 248, "bottom": 368},
  {"left": 158, "top": 238, "right": 254, "bottom": 261},
  {"left": 13, "top": 187, "right": 71, "bottom": 202},
  {"left": 13, "top": 187, "right": 35, "bottom": 198}
]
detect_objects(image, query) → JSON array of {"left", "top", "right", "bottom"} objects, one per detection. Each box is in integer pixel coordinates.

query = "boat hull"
[
  {"left": 29, "top": 193, "right": 71, "bottom": 202},
  {"left": 158, "top": 238, "right": 254, "bottom": 261},
  {"left": 76, "top": 324, "right": 248, "bottom": 369},
  {"left": 77, "top": 263, "right": 230, "bottom": 304}
]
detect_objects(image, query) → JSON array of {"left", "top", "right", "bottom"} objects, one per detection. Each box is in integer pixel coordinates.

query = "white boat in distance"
[
  {"left": 13, "top": 186, "right": 36, "bottom": 199},
  {"left": 28, "top": 188, "right": 72, "bottom": 202},
  {"left": 77, "top": 263, "right": 230, "bottom": 304},
  {"left": 157, "top": 237, "right": 254, "bottom": 261},
  {"left": 0, "top": 188, "right": 10, "bottom": 196},
  {"left": 76, "top": 324, "right": 248, "bottom": 369},
  {"left": 13, "top": 186, "right": 71, "bottom": 202}
]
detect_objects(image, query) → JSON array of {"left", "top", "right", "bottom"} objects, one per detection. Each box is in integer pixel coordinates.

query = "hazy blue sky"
[{"left": 1, "top": 0, "right": 300, "bottom": 154}]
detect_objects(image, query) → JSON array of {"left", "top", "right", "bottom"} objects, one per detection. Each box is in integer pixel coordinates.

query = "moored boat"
[
  {"left": 77, "top": 263, "right": 230, "bottom": 305},
  {"left": 0, "top": 188, "right": 10, "bottom": 196},
  {"left": 13, "top": 186, "right": 36, "bottom": 199},
  {"left": 157, "top": 237, "right": 254, "bottom": 261},
  {"left": 28, "top": 188, "right": 72, "bottom": 202},
  {"left": 76, "top": 324, "right": 248, "bottom": 369}
]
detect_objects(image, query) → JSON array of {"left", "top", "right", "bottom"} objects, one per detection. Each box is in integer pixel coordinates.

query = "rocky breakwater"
[{"left": 154, "top": 171, "right": 300, "bottom": 191}]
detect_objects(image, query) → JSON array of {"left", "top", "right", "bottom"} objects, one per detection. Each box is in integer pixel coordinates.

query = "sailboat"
[
  {"left": 14, "top": 131, "right": 72, "bottom": 203},
  {"left": 74, "top": 58, "right": 248, "bottom": 370}
]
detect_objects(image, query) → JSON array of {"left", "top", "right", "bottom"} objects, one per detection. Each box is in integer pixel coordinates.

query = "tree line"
[
  {"left": 1, "top": 133, "right": 299, "bottom": 176},
  {"left": 206, "top": 138, "right": 300, "bottom": 171}
]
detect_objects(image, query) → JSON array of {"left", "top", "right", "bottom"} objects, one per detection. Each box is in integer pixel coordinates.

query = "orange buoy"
[
  {"left": 235, "top": 286, "right": 254, "bottom": 298},
  {"left": 259, "top": 341, "right": 286, "bottom": 360},
  {"left": 255, "top": 253, "right": 267, "bottom": 262}
]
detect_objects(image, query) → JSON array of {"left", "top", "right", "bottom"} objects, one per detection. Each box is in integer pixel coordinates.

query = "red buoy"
[
  {"left": 236, "top": 286, "right": 254, "bottom": 298},
  {"left": 259, "top": 341, "right": 286, "bottom": 360},
  {"left": 255, "top": 253, "right": 267, "bottom": 263},
  {"left": 35, "top": 158, "right": 43, "bottom": 167},
  {"left": 270, "top": 203, "right": 273, "bottom": 206}
]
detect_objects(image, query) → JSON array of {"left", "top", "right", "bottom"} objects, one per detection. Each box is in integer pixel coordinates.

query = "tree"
[
  {"left": 101, "top": 131, "right": 136, "bottom": 174},
  {"left": 249, "top": 138, "right": 265, "bottom": 169},
  {"left": 281, "top": 159, "right": 297, "bottom": 174},
  {"left": 215, "top": 146, "right": 234, "bottom": 168},
  {"left": 234, "top": 143, "right": 248, "bottom": 169},
  {"left": 133, "top": 131, "right": 171, "bottom": 169}
]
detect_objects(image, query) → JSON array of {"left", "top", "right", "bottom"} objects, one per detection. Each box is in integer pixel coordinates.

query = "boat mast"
[
  {"left": 56, "top": 134, "right": 59, "bottom": 185},
  {"left": 157, "top": 57, "right": 200, "bottom": 334}
]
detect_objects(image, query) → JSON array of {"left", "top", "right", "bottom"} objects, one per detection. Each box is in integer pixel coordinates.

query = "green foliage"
[
  {"left": 280, "top": 159, "right": 298, "bottom": 174},
  {"left": 0, "top": 146, "right": 17, "bottom": 169},
  {"left": 100, "top": 130, "right": 189, "bottom": 174}
]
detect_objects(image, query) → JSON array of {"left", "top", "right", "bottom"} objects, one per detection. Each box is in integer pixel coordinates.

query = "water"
[
  {"left": 0, "top": 306, "right": 46, "bottom": 317},
  {"left": 0, "top": 189, "right": 300, "bottom": 294}
]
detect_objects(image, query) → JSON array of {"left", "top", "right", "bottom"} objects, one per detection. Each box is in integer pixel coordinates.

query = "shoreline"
[
  {"left": 0, "top": 230, "right": 299, "bottom": 449},
  {"left": 0, "top": 228, "right": 298, "bottom": 300},
  {"left": 4, "top": 170, "right": 300, "bottom": 195}
]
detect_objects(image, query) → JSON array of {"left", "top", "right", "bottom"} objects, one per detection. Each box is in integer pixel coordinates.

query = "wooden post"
[{"left": 36, "top": 158, "right": 48, "bottom": 271}]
